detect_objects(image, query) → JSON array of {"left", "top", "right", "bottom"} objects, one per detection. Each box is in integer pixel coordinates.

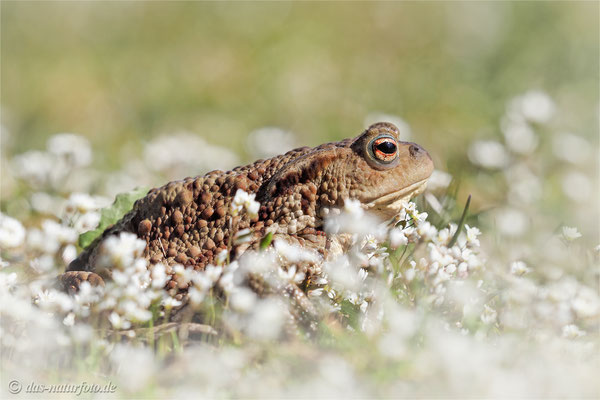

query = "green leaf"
[
  {"left": 340, "top": 299, "right": 361, "bottom": 328},
  {"left": 78, "top": 186, "right": 149, "bottom": 249},
  {"left": 259, "top": 232, "right": 273, "bottom": 251}
]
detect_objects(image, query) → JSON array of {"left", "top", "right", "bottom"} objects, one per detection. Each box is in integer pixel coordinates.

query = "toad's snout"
[
  {"left": 401, "top": 141, "right": 434, "bottom": 181},
  {"left": 408, "top": 142, "right": 431, "bottom": 160}
]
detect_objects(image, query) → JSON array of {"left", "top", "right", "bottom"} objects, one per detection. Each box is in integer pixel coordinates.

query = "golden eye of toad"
[{"left": 372, "top": 137, "right": 397, "bottom": 162}]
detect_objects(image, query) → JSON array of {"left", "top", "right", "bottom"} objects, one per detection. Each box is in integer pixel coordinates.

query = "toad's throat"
[{"left": 364, "top": 179, "right": 429, "bottom": 215}]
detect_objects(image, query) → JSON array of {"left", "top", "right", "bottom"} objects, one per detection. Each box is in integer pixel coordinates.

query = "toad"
[{"left": 61, "top": 122, "right": 433, "bottom": 293}]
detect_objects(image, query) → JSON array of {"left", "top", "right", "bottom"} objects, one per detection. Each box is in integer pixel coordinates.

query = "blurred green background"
[
  {"left": 1, "top": 2, "right": 598, "bottom": 240},
  {"left": 3, "top": 2, "right": 597, "bottom": 157}
]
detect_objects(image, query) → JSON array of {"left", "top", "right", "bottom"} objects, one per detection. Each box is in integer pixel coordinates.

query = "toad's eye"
[{"left": 371, "top": 136, "right": 398, "bottom": 162}]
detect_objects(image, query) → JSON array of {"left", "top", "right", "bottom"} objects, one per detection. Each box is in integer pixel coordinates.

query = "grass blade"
[{"left": 448, "top": 194, "right": 471, "bottom": 247}]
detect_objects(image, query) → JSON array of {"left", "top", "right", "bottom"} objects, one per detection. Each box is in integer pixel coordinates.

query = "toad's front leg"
[{"left": 58, "top": 270, "right": 105, "bottom": 295}]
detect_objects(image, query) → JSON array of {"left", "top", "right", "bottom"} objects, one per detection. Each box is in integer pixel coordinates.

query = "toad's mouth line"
[{"left": 364, "top": 178, "right": 429, "bottom": 211}]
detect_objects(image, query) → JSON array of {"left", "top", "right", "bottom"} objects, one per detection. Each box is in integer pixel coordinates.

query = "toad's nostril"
[{"left": 409, "top": 144, "right": 422, "bottom": 157}]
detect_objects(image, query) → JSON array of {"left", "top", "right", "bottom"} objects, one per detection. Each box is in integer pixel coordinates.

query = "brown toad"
[{"left": 62, "top": 122, "right": 433, "bottom": 292}]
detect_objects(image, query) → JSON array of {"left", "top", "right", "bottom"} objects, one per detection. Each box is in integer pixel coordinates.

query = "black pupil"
[{"left": 376, "top": 141, "right": 396, "bottom": 154}]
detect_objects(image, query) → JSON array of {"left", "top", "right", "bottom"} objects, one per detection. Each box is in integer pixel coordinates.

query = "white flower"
[
  {"left": 188, "top": 287, "right": 207, "bottom": 306},
  {"left": 29, "top": 255, "right": 55, "bottom": 274},
  {"left": 510, "top": 260, "right": 530, "bottom": 276},
  {"left": 400, "top": 201, "right": 416, "bottom": 216},
  {"left": 74, "top": 281, "right": 99, "bottom": 305},
  {"left": 277, "top": 265, "right": 305, "bottom": 284},
  {"left": 41, "top": 220, "right": 78, "bottom": 245},
  {"left": 47, "top": 133, "right": 92, "bottom": 167},
  {"left": 245, "top": 298, "right": 285, "bottom": 340},
  {"left": 481, "top": 304, "right": 497, "bottom": 324},
  {"left": 233, "top": 229, "right": 253, "bottom": 245},
  {"left": 465, "top": 225, "right": 481, "bottom": 247},
  {"left": 562, "top": 324, "right": 586, "bottom": 339},
  {"left": 416, "top": 221, "right": 437, "bottom": 241},
  {"left": 72, "top": 211, "right": 101, "bottom": 234},
  {"left": 406, "top": 203, "right": 428, "bottom": 224},
  {"left": 247, "top": 200, "right": 260, "bottom": 219},
  {"left": 109, "top": 344, "right": 155, "bottom": 392},
  {"left": 0, "top": 272, "right": 18, "bottom": 291},
  {"left": 232, "top": 189, "right": 260, "bottom": 218},
  {"left": 129, "top": 305, "right": 153, "bottom": 323},
  {"left": 324, "top": 207, "right": 383, "bottom": 238},
  {"left": 434, "top": 227, "right": 451, "bottom": 246},
  {"left": 61, "top": 244, "right": 77, "bottom": 265},
  {"left": 312, "top": 276, "right": 328, "bottom": 286},
  {"left": 27, "top": 228, "right": 58, "bottom": 254},
  {"left": 324, "top": 256, "right": 364, "bottom": 292},
  {"left": 173, "top": 264, "right": 193, "bottom": 287},
  {"left": 552, "top": 133, "right": 592, "bottom": 165},
  {"left": 468, "top": 140, "right": 509, "bottom": 169},
  {"left": 389, "top": 228, "right": 408, "bottom": 248},
  {"left": 218, "top": 261, "right": 240, "bottom": 293},
  {"left": 205, "top": 265, "right": 223, "bottom": 284},
  {"left": 426, "top": 170, "right": 453, "bottom": 191},
  {"left": 494, "top": 207, "right": 529, "bottom": 237},
  {"left": 445, "top": 263, "right": 457, "bottom": 274},
  {"left": 97, "top": 232, "right": 147, "bottom": 270},
  {"left": 65, "top": 192, "right": 107, "bottom": 214},
  {"left": 274, "top": 240, "right": 320, "bottom": 264},
  {"left": 561, "top": 226, "right": 582, "bottom": 242},
  {"left": 457, "top": 262, "right": 468, "bottom": 276},
  {"left": 344, "top": 199, "right": 364, "bottom": 217},
  {"left": 504, "top": 164, "right": 543, "bottom": 205},
  {"left": 62, "top": 313, "right": 75, "bottom": 327},
  {"left": 517, "top": 90, "right": 555, "bottom": 124},
  {"left": 0, "top": 213, "right": 26, "bottom": 248},
  {"left": 229, "top": 287, "right": 257, "bottom": 313},
  {"left": 571, "top": 287, "right": 600, "bottom": 318},
  {"left": 11, "top": 150, "right": 57, "bottom": 187},
  {"left": 561, "top": 171, "right": 592, "bottom": 203},
  {"left": 232, "top": 190, "right": 248, "bottom": 215},
  {"left": 192, "top": 273, "right": 213, "bottom": 293},
  {"left": 150, "top": 263, "right": 169, "bottom": 289},
  {"left": 358, "top": 268, "right": 368, "bottom": 282},
  {"left": 501, "top": 119, "right": 538, "bottom": 155},
  {"left": 361, "top": 235, "right": 379, "bottom": 255},
  {"left": 29, "top": 192, "right": 63, "bottom": 216},
  {"left": 404, "top": 267, "right": 416, "bottom": 282},
  {"left": 161, "top": 297, "right": 182, "bottom": 309},
  {"left": 214, "top": 249, "right": 229, "bottom": 266}
]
